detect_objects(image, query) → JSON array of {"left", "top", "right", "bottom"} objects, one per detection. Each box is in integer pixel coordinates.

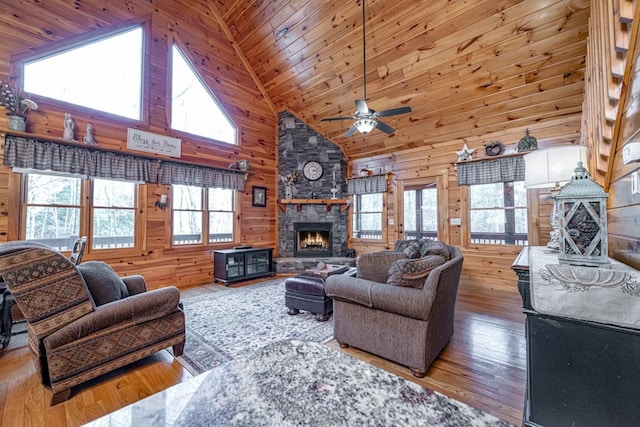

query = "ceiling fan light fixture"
[{"left": 354, "top": 119, "right": 377, "bottom": 134}]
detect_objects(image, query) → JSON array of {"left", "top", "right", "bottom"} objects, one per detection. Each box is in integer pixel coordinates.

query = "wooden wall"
[
  {"left": 0, "top": 0, "right": 278, "bottom": 289},
  {"left": 349, "top": 119, "right": 581, "bottom": 291},
  {"left": 586, "top": 0, "right": 640, "bottom": 269}
]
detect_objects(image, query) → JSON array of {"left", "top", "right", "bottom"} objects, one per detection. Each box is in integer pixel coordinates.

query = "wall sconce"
[{"left": 156, "top": 194, "right": 168, "bottom": 209}]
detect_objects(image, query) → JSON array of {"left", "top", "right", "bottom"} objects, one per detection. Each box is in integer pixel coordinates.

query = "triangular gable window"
[
  {"left": 171, "top": 45, "right": 237, "bottom": 145},
  {"left": 23, "top": 27, "right": 143, "bottom": 120}
]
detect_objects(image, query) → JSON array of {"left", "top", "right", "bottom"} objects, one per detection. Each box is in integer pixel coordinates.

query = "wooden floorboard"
[{"left": 0, "top": 275, "right": 525, "bottom": 426}]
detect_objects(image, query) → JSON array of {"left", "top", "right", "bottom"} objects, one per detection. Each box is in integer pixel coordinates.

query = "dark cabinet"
[
  {"left": 213, "top": 248, "right": 274, "bottom": 285},
  {"left": 512, "top": 247, "right": 640, "bottom": 427}
]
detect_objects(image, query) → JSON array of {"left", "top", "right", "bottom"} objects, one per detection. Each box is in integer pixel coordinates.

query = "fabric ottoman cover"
[{"left": 284, "top": 274, "right": 333, "bottom": 321}]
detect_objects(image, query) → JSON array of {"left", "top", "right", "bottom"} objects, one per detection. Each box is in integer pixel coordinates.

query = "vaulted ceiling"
[
  {"left": 214, "top": 0, "right": 590, "bottom": 159},
  {"left": 0, "top": 0, "right": 590, "bottom": 161}
]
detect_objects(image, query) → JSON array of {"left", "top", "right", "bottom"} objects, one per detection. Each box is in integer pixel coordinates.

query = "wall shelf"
[{"left": 277, "top": 198, "right": 350, "bottom": 212}]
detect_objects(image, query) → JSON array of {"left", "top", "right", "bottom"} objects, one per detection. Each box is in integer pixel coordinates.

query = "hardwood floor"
[{"left": 0, "top": 276, "right": 525, "bottom": 426}]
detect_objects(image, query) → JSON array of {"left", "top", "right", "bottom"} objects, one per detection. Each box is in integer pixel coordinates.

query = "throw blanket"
[{"left": 529, "top": 246, "right": 640, "bottom": 328}]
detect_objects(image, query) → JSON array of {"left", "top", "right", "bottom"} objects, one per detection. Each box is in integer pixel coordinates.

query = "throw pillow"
[
  {"left": 77, "top": 261, "right": 129, "bottom": 306},
  {"left": 420, "top": 240, "right": 450, "bottom": 260},
  {"left": 403, "top": 241, "right": 422, "bottom": 259},
  {"left": 387, "top": 255, "right": 446, "bottom": 289}
]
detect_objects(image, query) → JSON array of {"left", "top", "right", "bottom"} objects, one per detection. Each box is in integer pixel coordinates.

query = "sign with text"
[{"left": 127, "top": 128, "right": 182, "bottom": 158}]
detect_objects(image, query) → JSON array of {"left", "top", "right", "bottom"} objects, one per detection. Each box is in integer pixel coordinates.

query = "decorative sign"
[{"left": 127, "top": 128, "right": 182, "bottom": 158}]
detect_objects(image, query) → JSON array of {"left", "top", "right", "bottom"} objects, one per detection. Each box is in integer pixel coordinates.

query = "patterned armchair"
[
  {"left": 325, "top": 240, "right": 463, "bottom": 377},
  {"left": 0, "top": 241, "right": 186, "bottom": 405}
]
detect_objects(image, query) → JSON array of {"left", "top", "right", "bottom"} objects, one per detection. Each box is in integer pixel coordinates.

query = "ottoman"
[{"left": 284, "top": 274, "right": 333, "bottom": 322}]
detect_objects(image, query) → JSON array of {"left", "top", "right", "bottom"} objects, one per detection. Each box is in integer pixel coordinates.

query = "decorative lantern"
[{"left": 556, "top": 162, "right": 610, "bottom": 268}]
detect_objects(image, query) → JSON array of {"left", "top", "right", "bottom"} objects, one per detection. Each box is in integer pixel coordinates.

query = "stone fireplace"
[
  {"left": 294, "top": 222, "right": 333, "bottom": 257},
  {"left": 275, "top": 110, "right": 353, "bottom": 273}
]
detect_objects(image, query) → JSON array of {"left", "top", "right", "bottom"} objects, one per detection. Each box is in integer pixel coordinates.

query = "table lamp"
[{"left": 523, "top": 145, "right": 588, "bottom": 250}]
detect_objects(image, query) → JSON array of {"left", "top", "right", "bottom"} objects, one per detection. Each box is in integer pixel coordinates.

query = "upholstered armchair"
[
  {"left": 325, "top": 240, "right": 463, "bottom": 377},
  {"left": 0, "top": 241, "right": 186, "bottom": 405}
]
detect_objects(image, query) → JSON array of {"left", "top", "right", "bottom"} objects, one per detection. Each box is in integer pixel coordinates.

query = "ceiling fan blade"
[
  {"left": 375, "top": 120, "right": 395, "bottom": 134},
  {"left": 320, "top": 116, "right": 355, "bottom": 121},
  {"left": 355, "top": 99, "right": 371, "bottom": 115},
  {"left": 375, "top": 106, "right": 412, "bottom": 117},
  {"left": 344, "top": 124, "right": 358, "bottom": 137}
]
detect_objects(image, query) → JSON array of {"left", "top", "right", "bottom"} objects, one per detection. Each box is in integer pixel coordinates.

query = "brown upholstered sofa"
[
  {"left": 0, "top": 241, "right": 186, "bottom": 405},
  {"left": 325, "top": 239, "right": 463, "bottom": 377}
]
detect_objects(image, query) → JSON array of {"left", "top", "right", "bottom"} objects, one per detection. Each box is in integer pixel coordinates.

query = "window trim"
[
  {"left": 12, "top": 19, "right": 151, "bottom": 126},
  {"left": 19, "top": 171, "right": 144, "bottom": 257},
  {"left": 396, "top": 173, "right": 448, "bottom": 243},
  {"left": 168, "top": 36, "right": 239, "bottom": 147},
  {"left": 170, "top": 184, "right": 240, "bottom": 247},
  {"left": 350, "top": 192, "right": 385, "bottom": 242},
  {"left": 462, "top": 180, "right": 530, "bottom": 248}
]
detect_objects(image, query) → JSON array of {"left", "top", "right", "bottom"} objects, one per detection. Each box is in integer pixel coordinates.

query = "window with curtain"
[
  {"left": 469, "top": 181, "right": 528, "bottom": 245},
  {"left": 352, "top": 193, "right": 383, "bottom": 240},
  {"left": 91, "top": 178, "right": 136, "bottom": 249},
  {"left": 457, "top": 154, "right": 528, "bottom": 245},
  {"left": 172, "top": 184, "right": 237, "bottom": 245},
  {"left": 21, "top": 172, "right": 139, "bottom": 251}
]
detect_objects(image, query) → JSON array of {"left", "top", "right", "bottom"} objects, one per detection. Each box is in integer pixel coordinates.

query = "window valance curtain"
[
  {"left": 157, "top": 161, "right": 245, "bottom": 190},
  {"left": 347, "top": 174, "right": 388, "bottom": 194},
  {"left": 456, "top": 155, "right": 525, "bottom": 185},
  {"left": 3, "top": 135, "right": 245, "bottom": 190}
]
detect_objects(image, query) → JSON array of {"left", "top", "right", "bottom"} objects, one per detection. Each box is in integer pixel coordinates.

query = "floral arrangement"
[
  {"left": 0, "top": 80, "right": 38, "bottom": 118},
  {"left": 279, "top": 170, "right": 300, "bottom": 186}
]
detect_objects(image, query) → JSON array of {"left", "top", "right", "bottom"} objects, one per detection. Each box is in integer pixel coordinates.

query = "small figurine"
[
  {"left": 517, "top": 129, "right": 538, "bottom": 152},
  {"left": 455, "top": 143, "right": 476, "bottom": 162},
  {"left": 83, "top": 123, "right": 96, "bottom": 144},
  {"left": 62, "top": 113, "right": 75, "bottom": 141}
]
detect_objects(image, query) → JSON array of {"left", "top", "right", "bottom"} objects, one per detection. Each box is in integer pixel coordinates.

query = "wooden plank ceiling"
[
  {"left": 0, "top": 0, "right": 591, "bottom": 161},
  {"left": 214, "top": 0, "right": 591, "bottom": 159}
]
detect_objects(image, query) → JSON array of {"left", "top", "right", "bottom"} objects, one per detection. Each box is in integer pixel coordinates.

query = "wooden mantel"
[{"left": 277, "top": 198, "right": 350, "bottom": 212}]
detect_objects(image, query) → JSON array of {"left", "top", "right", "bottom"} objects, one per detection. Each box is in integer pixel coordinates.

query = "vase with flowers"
[
  {"left": 0, "top": 80, "right": 38, "bottom": 132},
  {"left": 279, "top": 170, "right": 300, "bottom": 199}
]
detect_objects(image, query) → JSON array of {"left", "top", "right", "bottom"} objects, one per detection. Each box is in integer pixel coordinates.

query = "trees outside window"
[
  {"left": 22, "top": 173, "right": 138, "bottom": 251},
  {"left": 172, "top": 185, "right": 236, "bottom": 245},
  {"left": 91, "top": 179, "right": 136, "bottom": 249},
  {"left": 404, "top": 184, "right": 438, "bottom": 240},
  {"left": 469, "top": 181, "right": 528, "bottom": 245},
  {"left": 352, "top": 193, "right": 383, "bottom": 239},
  {"left": 23, "top": 173, "right": 82, "bottom": 251}
]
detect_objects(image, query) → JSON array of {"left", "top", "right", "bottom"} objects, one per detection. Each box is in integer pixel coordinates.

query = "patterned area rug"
[{"left": 178, "top": 279, "right": 333, "bottom": 374}]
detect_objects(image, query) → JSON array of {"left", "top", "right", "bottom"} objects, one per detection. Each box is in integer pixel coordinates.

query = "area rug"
[
  {"left": 91, "top": 340, "right": 513, "bottom": 426},
  {"left": 178, "top": 279, "right": 333, "bottom": 374}
]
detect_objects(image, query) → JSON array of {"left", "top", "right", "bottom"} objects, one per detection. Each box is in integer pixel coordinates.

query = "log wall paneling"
[
  {"left": 0, "top": 0, "right": 278, "bottom": 289},
  {"left": 601, "top": 0, "right": 640, "bottom": 270}
]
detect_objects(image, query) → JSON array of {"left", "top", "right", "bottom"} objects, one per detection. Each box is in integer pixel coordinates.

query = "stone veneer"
[{"left": 278, "top": 111, "right": 348, "bottom": 259}]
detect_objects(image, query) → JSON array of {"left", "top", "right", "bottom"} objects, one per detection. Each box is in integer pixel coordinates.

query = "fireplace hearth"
[{"left": 294, "top": 222, "right": 333, "bottom": 257}]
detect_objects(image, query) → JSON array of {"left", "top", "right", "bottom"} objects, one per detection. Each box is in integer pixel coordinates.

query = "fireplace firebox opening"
[{"left": 294, "top": 222, "right": 333, "bottom": 257}]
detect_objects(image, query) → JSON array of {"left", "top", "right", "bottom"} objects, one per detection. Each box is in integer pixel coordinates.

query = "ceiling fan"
[{"left": 320, "top": 0, "right": 412, "bottom": 137}]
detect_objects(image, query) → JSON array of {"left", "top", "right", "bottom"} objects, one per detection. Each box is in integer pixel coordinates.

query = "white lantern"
[{"left": 556, "top": 162, "right": 610, "bottom": 268}]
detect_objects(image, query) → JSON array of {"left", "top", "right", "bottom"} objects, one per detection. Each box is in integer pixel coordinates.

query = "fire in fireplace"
[{"left": 294, "top": 222, "right": 333, "bottom": 257}]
